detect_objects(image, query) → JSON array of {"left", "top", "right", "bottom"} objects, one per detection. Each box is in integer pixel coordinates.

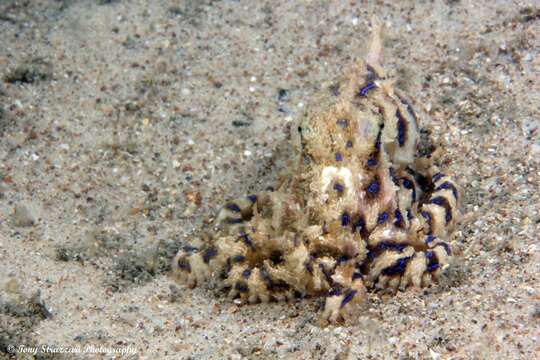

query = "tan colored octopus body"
[{"left": 173, "top": 18, "right": 461, "bottom": 324}]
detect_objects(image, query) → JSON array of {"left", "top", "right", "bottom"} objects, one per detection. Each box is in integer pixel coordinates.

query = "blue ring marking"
[
  {"left": 431, "top": 196, "right": 453, "bottom": 223},
  {"left": 329, "top": 287, "right": 341, "bottom": 297},
  {"left": 381, "top": 256, "right": 412, "bottom": 276},
  {"left": 430, "top": 197, "right": 445, "bottom": 206},
  {"left": 340, "top": 289, "right": 358, "bottom": 308},
  {"left": 432, "top": 173, "right": 445, "bottom": 182},
  {"left": 367, "top": 242, "right": 407, "bottom": 260},
  {"left": 352, "top": 272, "right": 363, "bottom": 280},
  {"left": 394, "top": 209, "right": 403, "bottom": 223},
  {"left": 231, "top": 255, "right": 245, "bottom": 263},
  {"left": 438, "top": 242, "right": 452, "bottom": 256},
  {"left": 242, "top": 269, "right": 252, "bottom": 279},
  {"left": 203, "top": 247, "right": 218, "bottom": 263},
  {"left": 235, "top": 282, "right": 249, "bottom": 292},
  {"left": 425, "top": 235, "right": 436, "bottom": 245},
  {"left": 239, "top": 232, "right": 255, "bottom": 250},
  {"left": 425, "top": 251, "right": 439, "bottom": 272},
  {"left": 225, "top": 203, "right": 242, "bottom": 212},
  {"left": 341, "top": 212, "right": 350, "bottom": 226},
  {"left": 226, "top": 218, "right": 244, "bottom": 224},
  {"left": 333, "top": 183, "right": 344, "bottom": 193},
  {"left": 359, "top": 81, "right": 377, "bottom": 97},
  {"left": 402, "top": 178, "right": 416, "bottom": 202},
  {"left": 377, "top": 211, "right": 389, "bottom": 225},
  {"left": 367, "top": 181, "right": 380, "bottom": 194},
  {"left": 436, "top": 182, "right": 459, "bottom": 200}
]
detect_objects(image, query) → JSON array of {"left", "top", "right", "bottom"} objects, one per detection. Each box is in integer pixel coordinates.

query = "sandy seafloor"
[{"left": 0, "top": 0, "right": 539, "bottom": 359}]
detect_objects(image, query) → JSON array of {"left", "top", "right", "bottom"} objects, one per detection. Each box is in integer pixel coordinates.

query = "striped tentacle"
[
  {"left": 224, "top": 261, "right": 295, "bottom": 303},
  {"left": 172, "top": 233, "right": 250, "bottom": 287},
  {"left": 321, "top": 258, "right": 367, "bottom": 324},
  {"left": 216, "top": 193, "right": 267, "bottom": 226},
  {"left": 412, "top": 171, "right": 459, "bottom": 283}
]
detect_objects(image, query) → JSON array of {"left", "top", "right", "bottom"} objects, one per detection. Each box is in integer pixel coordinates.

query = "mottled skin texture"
[{"left": 173, "top": 19, "right": 460, "bottom": 324}]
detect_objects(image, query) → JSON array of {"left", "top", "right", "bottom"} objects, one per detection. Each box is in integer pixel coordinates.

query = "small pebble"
[
  {"left": 277, "top": 88, "right": 290, "bottom": 102},
  {"left": 13, "top": 203, "right": 36, "bottom": 227},
  {"left": 5, "top": 278, "right": 20, "bottom": 294}
]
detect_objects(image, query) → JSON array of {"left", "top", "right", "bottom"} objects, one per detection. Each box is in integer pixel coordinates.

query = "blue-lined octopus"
[{"left": 173, "top": 18, "right": 460, "bottom": 324}]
